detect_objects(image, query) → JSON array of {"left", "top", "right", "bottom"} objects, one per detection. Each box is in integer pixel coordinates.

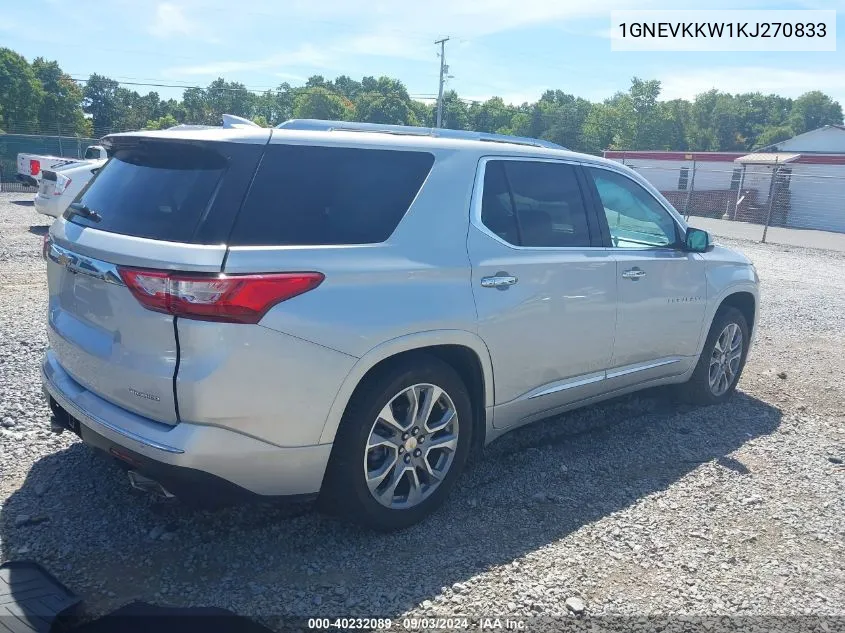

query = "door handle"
[
  {"left": 621, "top": 267, "right": 646, "bottom": 281},
  {"left": 481, "top": 274, "right": 518, "bottom": 289}
]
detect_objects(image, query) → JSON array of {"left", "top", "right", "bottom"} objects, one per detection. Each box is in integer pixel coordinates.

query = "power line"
[{"left": 66, "top": 75, "right": 438, "bottom": 99}]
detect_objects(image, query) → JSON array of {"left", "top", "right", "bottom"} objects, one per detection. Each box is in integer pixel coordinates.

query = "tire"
[
  {"left": 319, "top": 354, "right": 473, "bottom": 531},
  {"left": 678, "top": 306, "right": 750, "bottom": 405}
]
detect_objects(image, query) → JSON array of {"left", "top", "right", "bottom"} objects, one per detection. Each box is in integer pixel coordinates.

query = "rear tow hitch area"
[
  {"left": 127, "top": 470, "right": 176, "bottom": 499},
  {"left": 48, "top": 397, "right": 79, "bottom": 436}
]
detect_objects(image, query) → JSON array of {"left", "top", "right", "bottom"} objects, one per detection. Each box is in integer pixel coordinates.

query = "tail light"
[
  {"left": 54, "top": 173, "right": 72, "bottom": 196},
  {"left": 118, "top": 269, "right": 324, "bottom": 324},
  {"left": 42, "top": 234, "right": 51, "bottom": 260},
  {"left": 30, "top": 159, "right": 41, "bottom": 176}
]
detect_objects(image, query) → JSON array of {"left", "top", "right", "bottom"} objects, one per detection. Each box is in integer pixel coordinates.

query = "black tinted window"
[
  {"left": 68, "top": 144, "right": 226, "bottom": 242},
  {"left": 230, "top": 144, "right": 434, "bottom": 245},
  {"left": 480, "top": 161, "right": 519, "bottom": 244},
  {"left": 480, "top": 160, "right": 591, "bottom": 248}
]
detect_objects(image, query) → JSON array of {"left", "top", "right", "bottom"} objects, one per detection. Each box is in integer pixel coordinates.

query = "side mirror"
[{"left": 685, "top": 227, "right": 710, "bottom": 252}]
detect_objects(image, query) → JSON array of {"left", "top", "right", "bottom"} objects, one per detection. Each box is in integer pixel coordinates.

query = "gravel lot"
[{"left": 1, "top": 191, "right": 844, "bottom": 630}]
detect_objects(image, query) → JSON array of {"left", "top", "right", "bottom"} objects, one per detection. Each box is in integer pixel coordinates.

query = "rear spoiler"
[{"left": 101, "top": 113, "right": 267, "bottom": 153}]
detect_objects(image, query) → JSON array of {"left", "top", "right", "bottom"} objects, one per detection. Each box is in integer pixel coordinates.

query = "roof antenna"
[{"left": 221, "top": 114, "right": 260, "bottom": 128}]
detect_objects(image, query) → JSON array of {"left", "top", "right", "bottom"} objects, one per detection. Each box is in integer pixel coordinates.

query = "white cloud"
[
  {"left": 164, "top": 45, "right": 331, "bottom": 76},
  {"left": 149, "top": 2, "right": 207, "bottom": 39},
  {"left": 658, "top": 67, "right": 845, "bottom": 104}
]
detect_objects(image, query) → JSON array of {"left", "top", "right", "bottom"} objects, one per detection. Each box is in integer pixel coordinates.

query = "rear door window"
[
  {"left": 230, "top": 144, "right": 435, "bottom": 245},
  {"left": 67, "top": 143, "right": 227, "bottom": 243},
  {"left": 480, "top": 160, "right": 592, "bottom": 248}
]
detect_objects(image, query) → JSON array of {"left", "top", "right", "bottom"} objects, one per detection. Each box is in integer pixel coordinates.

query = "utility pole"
[{"left": 435, "top": 37, "right": 450, "bottom": 128}]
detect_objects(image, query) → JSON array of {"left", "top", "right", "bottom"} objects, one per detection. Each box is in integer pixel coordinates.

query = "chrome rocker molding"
[{"left": 521, "top": 357, "right": 682, "bottom": 402}]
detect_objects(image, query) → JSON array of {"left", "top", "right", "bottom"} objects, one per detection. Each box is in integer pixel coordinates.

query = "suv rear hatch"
[{"left": 45, "top": 131, "right": 268, "bottom": 423}]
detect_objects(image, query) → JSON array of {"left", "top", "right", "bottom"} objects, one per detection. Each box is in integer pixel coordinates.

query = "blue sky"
[{"left": 2, "top": 0, "right": 843, "bottom": 106}]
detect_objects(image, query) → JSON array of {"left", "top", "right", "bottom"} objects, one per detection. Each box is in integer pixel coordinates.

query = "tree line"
[{"left": 2, "top": 47, "right": 842, "bottom": 154}]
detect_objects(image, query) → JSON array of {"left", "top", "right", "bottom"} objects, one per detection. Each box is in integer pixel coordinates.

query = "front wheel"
[
  {"left": 319, "top": 355, "right": 473, "bottom": 531},
  {"left": 678, "top": 306, "right": 750, "bottom": 405}
]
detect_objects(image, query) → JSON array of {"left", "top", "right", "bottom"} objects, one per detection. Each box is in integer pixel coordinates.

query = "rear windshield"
[
  {"left": 67, "top": 144, "right": 226, "bottom": 242},
  {"left": 229, "top": 144, "right": 435, "bottom": 245}
]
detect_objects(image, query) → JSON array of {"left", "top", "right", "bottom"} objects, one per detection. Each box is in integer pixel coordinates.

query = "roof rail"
[{"left": 275, "top": 119, "right": 566, "bottom": 150}]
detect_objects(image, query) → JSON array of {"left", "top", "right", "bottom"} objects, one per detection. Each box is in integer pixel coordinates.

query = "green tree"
[
  {"left": 31, "top": 58, "right": 88, "bottom": 135},
  {"left": 0, "top": 48, "right": 44, "bottom": 131},
  {"left": 533, "top": 91, "right": 592, "bottom": 150},
  {"left": 353, "top": 77, "right": 418, "bottom": 125},
  {"left": 82, "top": 74, "right": 125, "bottom": 135},
  {"left": 254, "top": 84, "right": 294, "bottom": 126},
  {"left": 438, "top": 90, "right": 468, "bottom": 129},
  {"left": 754, "top": 125, "right": 795, "bottom": 149},
  {"left": 468, "top": 97, "right": 515, "bottom": 134},
  {"left": 292, "top": 87, "right": 353, "bottom": 120},
  {"left": 789, "top": 91, "right": 843, "bottom": 135},
  {"left": 181, "top": 87, "right": 210, "bottom": 124},
  {"left": 332, "top": 75, "right": 363, "bottom": 101},
  {"left": 144, "top": 114, "right": 178, "bottom": 130},
  {"left": 204, "top": 78, "right": 255, "bottom": 123}
]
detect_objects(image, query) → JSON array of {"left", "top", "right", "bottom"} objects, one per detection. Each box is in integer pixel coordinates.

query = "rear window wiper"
[{"left": 67, "top": 202, "right": 102, "bottom": 223}]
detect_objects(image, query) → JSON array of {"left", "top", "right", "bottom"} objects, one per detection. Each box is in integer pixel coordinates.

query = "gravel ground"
[{"left": 1, "top": 191, "right": 844, "bottom": 630}]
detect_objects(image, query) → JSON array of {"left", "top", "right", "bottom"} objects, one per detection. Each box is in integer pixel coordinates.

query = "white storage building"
[{"left": 604, "top": 126, "right": 845, "bottom": 234}]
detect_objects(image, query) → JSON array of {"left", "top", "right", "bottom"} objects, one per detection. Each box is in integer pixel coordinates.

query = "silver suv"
[{"left": 42, "top": 120, "right": 759, "bottom": 530}]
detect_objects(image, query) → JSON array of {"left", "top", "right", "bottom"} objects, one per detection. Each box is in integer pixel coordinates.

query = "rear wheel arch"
[{"left": 319, "top": 334, "right": 493, "bottom": 452}]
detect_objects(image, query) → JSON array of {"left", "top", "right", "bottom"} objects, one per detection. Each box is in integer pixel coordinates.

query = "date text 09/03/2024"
[{"left": 307, "top": 617, "right": 527, "bottom": 630}]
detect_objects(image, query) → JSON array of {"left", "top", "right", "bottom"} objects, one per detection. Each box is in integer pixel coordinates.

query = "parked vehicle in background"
[
  {"left": 35, "top": 159, "right": 107, "bottom": 218},
  {"left": 16, "top": 145, "right": 107, "bottom": 186},
  {"left": 41, "top": 119, "right": 759, "bottom": 531}
]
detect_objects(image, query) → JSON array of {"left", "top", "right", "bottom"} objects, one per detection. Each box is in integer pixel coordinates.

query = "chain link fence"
[
  {"left": 0, "top": 133, "right": 103, "bottom": 193},
  {"left": 620, "top": 158, "right": 845, "bottom": 239}
]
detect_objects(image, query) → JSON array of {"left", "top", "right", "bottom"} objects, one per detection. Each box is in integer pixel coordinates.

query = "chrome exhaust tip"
[{"left": 127, "top": 471, "right": 175, "bottom": 499}]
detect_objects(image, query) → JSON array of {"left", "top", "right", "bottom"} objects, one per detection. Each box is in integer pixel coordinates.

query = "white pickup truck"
[{"left": 16, "top": 145, "right": 107, "bottom": 186}]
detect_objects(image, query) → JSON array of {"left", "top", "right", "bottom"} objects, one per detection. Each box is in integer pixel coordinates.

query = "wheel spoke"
[
  {"left": 415, "top": 385, "right": 443, "bottom": 429},
  {"left": 364, "top": 382, "right": 460, "bottom": 510},
  {"left": 422, "top": 456, "right": 443, "bottom": 482},
  {"left": 368, "top": 430, "right": 399, "bottom": 450},
  {"left": 405, "top": 387, "right": 420, "bottom": 429},
  {"left": 426, "top": 408, "right": 455, "bottom": 434},
  {"left": 374, "top": 463, "right": 407, "bottom": 502},
  {"left": 367, "top": 455, "right": 399, "bottom": 493},
  {"left": 405, "top": 468, "right": 423, "bottom": 506},
  {"left": 425, "top": 432, "right": 458, "bottom": 454}
]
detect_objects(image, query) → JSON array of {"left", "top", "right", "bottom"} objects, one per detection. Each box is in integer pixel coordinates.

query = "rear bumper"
[{"left": 41, "top": 350, "right": 332, "bottom": 500}]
